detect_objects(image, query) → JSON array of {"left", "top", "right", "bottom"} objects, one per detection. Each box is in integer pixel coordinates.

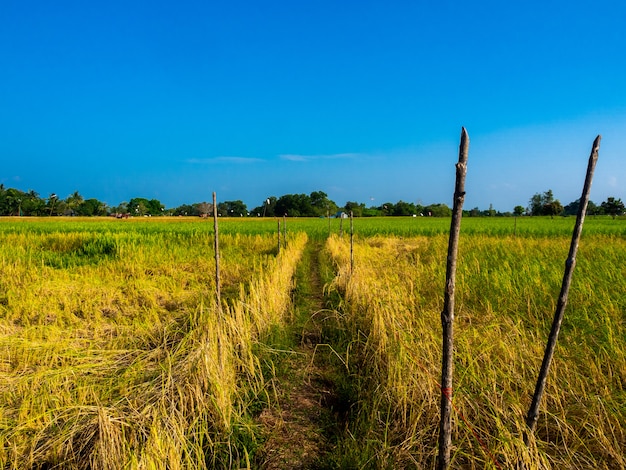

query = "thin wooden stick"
[
  {"left": 212, "top": 191, "right": 221, "bottom": 311},
  {"left": 437, "top": 127, "right": 469, "bottom": 470},
  {"left": 350, "top": 210, "right": 354, "bottom": 275},
  {"left": 277, "top": 219, "right": 281, "bottom": 254},
  {"left": 525, "top": 135, "right": 601, "bottom": 435}
]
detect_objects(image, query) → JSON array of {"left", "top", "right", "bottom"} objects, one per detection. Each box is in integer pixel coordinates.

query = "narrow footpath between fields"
[{"left": 254, "top": 240, "right": 348, "bottom": 469}]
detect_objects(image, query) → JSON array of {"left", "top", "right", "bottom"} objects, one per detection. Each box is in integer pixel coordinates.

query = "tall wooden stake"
[
  {"left": 525, "top": 135, "right": 601, "bottom": 435},
  {"left": 277, "top": 219, "right": 281, "bottom": 254},
  {"left": 327, "top": 209, "right": 331, "bottom": 236},
  {"left": 350, "top": 211, "right": 354, "bottom": 275},
  {"left": 213, "top": 191, "right": 221, "bottom": 311},
  {"left": 437, "top": 127, "right": 469, "bottom": 470}
]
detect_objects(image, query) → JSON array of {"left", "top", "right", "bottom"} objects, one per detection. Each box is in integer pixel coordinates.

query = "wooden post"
[
  {"left": 277, "top": 219, "right": 281, "bottom": 254},
  {"left": 525, "top": 135, "right": 601, "bottom": 435},
  {"left": 350, "top": 210, "right": 354, "bottom": 275},
  {"left": 328, "top": 209, "right": 331, "bottom": 236},
  {"left": 437, "top": 127, "right": 469, "bottom": 470},
  {"left": 213, "top": 191, "right": 221, "bottom": 311}
]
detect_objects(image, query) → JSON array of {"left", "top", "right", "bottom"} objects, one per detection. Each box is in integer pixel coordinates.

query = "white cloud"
[
  {"left": 279, "top": 153, "right": 361, "bottom": 162},
  {"left": 186, "top": 156, "right": 264, "bottom": 164}
]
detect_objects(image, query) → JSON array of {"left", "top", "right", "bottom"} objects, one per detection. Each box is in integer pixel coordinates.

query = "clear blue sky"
[{"left": 1, "top": 0, "right": 625, "bottom": 212}]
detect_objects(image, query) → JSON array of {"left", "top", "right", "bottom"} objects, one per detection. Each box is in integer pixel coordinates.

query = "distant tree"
[
  {"left": 528, "top": 189, "right": 563, "bottom": 216},
  {"left": 4, "top": 188, "right": 26, "bottom": 216},
  {"left": 529, "top": 193, "right": 544, "bottom": 216},
  {"left": 127, "top": 198, "right": 149, "bottom": 216},
  {"left": 111, "top": 202, "right": 129, "bottom": 215},
  {"left": 514, "top": 205, "right": 526, "bottom": 216},
  {"left": 251, "top": 196, "right": 277, "bottom": 217},
  {"left": 76, "top": 198, "right": 107, "bottom": 216},
  {"left": 21, "top": 190, "right": 46, "bottom": 216},
  {"left": 379, "top": 202, "right": 394, "bottom": 216},
  {"left": 64, "top": 191, "right": 84, "bottom": 216},
  {"left": 362, "top": 206, "right": 380, "bottom": 217},
  {"left": 46, "top": 193, "right": 61, "bottom": 216},
  {"left": 128, "top": 198, "right": 164, "bottom": 216},
  {"left": 425, "top": 203, "right": 452, "bottom": 217},
  {"left": 275, "top": 193, "right": 314, "bottom": 217},
  {"left": 563, "top": 199, "right": 580, "bottom": 216},
  {"left": 216, "top": 200, "right": 247, "bottom": 216},
  {"left": 563, "top": 198, "right": 599, "bottom": 216},
  {"left": 309, "top": 191, "right": 337, "bottom": 217},
  {"left": 587, "top": 200, "right": 600, "bottom": 215},
  {"left": 172, "top": 203, "right": 197, "bottom": 216},
  {"left": 601, "top": 197, "right": 625, "bottom": 218},
  {"left": 468, "top": 207, "right": 481, "bottom": 217},
  {"left": 147, "top": 199, "right": 165, "bottom": 216},
  {"left": 392, "top": 200, "right": 416, "bottom": 216},
  {"left": 344, "top": 201, "right": 365, "bottom": 217},
  {"left": 543, "top": 200, "right": 563, "bottom": 217},
  {"left": 194, "top": 202, "right": 212, "bottom": 217}
]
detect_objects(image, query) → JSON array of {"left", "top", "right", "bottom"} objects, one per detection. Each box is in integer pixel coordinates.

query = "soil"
[{"left": 254, "top": 242, "right": 344, "bottom": 469}]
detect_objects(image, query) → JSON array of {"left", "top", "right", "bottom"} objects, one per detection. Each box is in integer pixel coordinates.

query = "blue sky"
[{"left": 1, "top": 0, "right": 625, "bottom": 212}]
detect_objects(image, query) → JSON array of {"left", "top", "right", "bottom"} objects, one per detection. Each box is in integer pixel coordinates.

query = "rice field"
[
  {"left": 324, "top": 223, "right": 625, "bottom": 469},
  {"left": 0, "top": 217, "right": 308, "bottom": 469},
  {"left": 0, "top": 215, "right": 624, "bottom": 469}
]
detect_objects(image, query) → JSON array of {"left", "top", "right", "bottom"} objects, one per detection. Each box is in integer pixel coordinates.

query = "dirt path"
[{"left": 255, "top": 240, "right": 344, "bottom": 469}]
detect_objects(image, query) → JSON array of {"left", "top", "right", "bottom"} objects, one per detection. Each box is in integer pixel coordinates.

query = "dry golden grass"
[
  {"left": 326, "top": 233, "right": 625, "bottom": 469},
  {"left": 0, "top": 224, "right": 308, "bottom": 469}
]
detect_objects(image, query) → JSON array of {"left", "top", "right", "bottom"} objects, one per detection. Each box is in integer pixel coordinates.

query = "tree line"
[{"left": 0, "top": 185, "right": 623, "bottom": 218}]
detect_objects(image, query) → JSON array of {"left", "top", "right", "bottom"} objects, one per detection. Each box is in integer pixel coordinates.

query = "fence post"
[
  {"left": 277, "top": 219, "right": 281, "bottom": 254},
  {"left": 437, "top": 127, "right": 469, "bottom": 470},
  {"left": 213, "top": 191, "right": 221, "bottom": 311},
  {"left": 328, "top": 209, "right": 331, "bottom": 236},
  {"left": 350, "top": 210, "right": 354, "bottom": 275},
  {"left": 525, "top": 135, "right": 601, "bottom": 435}
]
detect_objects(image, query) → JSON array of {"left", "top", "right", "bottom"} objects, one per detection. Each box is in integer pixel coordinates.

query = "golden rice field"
[
  {"left": 0, "top": 216, "right": 624, "bottom": 469},
  {"left": 0, "top": 218, "right": 307, "bottom": 469},
  {"left": 325, "top": 230, "right": 625, "bottom": 469}
]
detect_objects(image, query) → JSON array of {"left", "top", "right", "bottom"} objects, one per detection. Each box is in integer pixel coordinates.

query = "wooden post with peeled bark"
[
  {"left": 437, "top": 127, "right": 469, "bottom": 470},
  {"left": 525, "top": 135, "right": 601, "bottom": 435}
]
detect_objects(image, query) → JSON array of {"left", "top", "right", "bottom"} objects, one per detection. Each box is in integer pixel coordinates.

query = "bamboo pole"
[
  {"left": 437, "top": 127, "right": 469, "bottom": 470},
  {"left": 212, "top": 191, "right": 221, "bottom": 311},
  {"left": 525, "top": 135, "right": 601, "bottom": 435}
]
